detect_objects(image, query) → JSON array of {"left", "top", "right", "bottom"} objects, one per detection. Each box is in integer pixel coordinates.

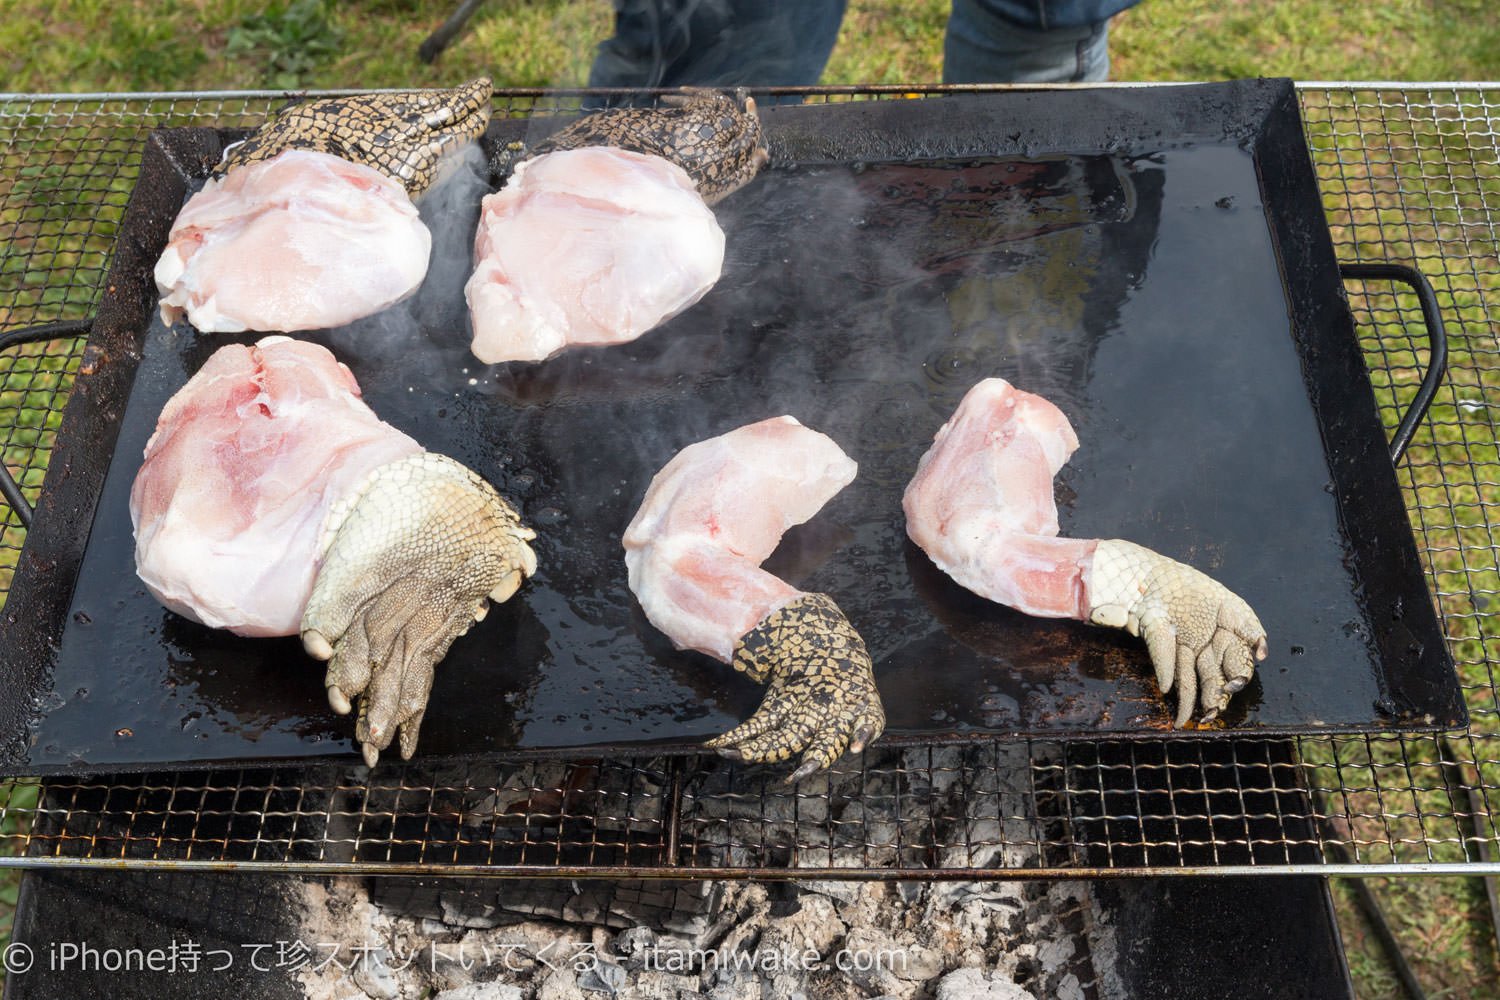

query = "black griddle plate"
[{"left": 0, "top": 79, "right": 1464, "bottom": 776}]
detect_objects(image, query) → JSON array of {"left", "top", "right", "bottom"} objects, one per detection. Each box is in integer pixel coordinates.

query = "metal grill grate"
[{"left": 0, "top": 85, "right": 1497, "bottom": 876}]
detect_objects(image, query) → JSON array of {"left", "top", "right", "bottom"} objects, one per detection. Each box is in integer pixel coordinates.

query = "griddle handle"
[
  {"left": 0, "top": 318, "right": 95, "bottom": 530},
  {"left": 1338, "top": 263, "right": 1449, "bottom": 464}
]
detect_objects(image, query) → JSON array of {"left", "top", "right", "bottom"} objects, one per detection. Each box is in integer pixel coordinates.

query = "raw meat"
[
  {"left": 464, "top": 146, "right": 725, "bottom": 364},
  {"left": 130, "top": 336, "right": 422, "bottom": 636},
  {"left": 130, "top": 335, "right": 538, "bottom": 765},
  {"left": 518, "top": 88, "right": 767, "bottom": 204},
  {"left": 903, "top": 377, "right": 1267, "bottom": 725},
  {"left": 622, "top": 416, "right": 857, "bottom": 662},
  {"left": 902, "top": 377, "right": 1095, "bottom": 619},
  {"left": 154, "top": 149, "right": 432, "bottom": 333},
  {"left": 623, "top": 416, "right": 882, "bottom": 778}
]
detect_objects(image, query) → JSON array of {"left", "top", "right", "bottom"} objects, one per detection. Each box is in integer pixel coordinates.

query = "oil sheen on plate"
[{"left": 41, "top": 142, "right": 1376, "bottom": 769}]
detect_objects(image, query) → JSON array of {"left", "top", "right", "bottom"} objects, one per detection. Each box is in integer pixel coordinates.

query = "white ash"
[
  {"left": 292, "top": 870, "right": 1110, "bottom": 1000},
  {"left": 435, "top": 985, "right": 524, "bottom": 1000},
  {"left": 290, "top": 747, "right": 1125, "bottom": 999},
  {"left": 935, "top": 968, "right": 1042, "bottom": 1000},
  {"left": 351, "top": 948, "right": 401, "bottom": 1000}
]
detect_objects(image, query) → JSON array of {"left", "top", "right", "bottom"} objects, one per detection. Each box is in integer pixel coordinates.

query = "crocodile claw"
[
  {"left": 218, "top": 78, "right": 493, "bottom": 197},
  {"left": 1089, "top": 539, "right": 1267, "bottom": 726},
  {"left": 301, "top": 452, "right": 536, "bottom": 765},
  {"left": 520, "top": 87, "right": 767, "bottom": 204},
  {"left": 707, "top": 593, "right": 885, "bottom": 782}
]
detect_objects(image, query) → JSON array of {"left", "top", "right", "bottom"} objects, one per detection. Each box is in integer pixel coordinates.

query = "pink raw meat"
[
  {"left": 622, "top": 416, "right": 858, "bottom": 662},
  {"left": 154, "top": 149, "right": 431, "bottom": 333},
  {"left": 129, "top": 336, "right": 422, "bottom": 636},
  {"left": 904, "top": 377, "right": 1270, "bottom": 726},
  {"left": 464, "top": 147, "right": 725, "bottom": 364},
  {"left": 902, "top": 377, "right": 1097, "bottom": 619}
]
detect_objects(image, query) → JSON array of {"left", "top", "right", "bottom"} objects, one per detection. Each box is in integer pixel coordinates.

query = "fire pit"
[
  {"left": 0, "top": 79, "right": 1462, "bottom": 777},
  {"left": 6, "top": 862, "right": 1354, "bottom": 998},
  {"left": 0, "top": 82, "right": 1496, "bottom": 999}
]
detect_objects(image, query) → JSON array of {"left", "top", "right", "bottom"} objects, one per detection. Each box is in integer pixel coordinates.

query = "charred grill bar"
[{"left": 0, "top": 84, "right": 1495, "bottom": 997}]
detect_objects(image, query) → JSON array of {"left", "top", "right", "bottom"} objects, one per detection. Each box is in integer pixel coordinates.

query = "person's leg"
[
  {"left": 589, "top": 0, "right": 847, "bottom": 91},
  {"left": 943, "top": 0, "right": 1111, "bottom": 84}
]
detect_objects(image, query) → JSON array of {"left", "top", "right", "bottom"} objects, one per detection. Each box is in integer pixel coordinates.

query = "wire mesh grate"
[{"left": 0, "top": 85, "right": 1498, "bottom": 875}]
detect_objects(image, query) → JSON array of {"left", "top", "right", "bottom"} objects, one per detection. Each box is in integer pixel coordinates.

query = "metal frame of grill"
[{"left": 0, "top": 84, "right": 1497, "bottom": 879}]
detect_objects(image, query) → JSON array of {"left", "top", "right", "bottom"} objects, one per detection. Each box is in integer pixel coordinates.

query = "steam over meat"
[
  {"left": 154, "top": 150, "right": 431, "bottom": 334},
  {"left": 129, "top": 336, "right": 422, "bottom": 636},
  {"left": 464, "top": 147, "right": 724, "bottom": 364}
]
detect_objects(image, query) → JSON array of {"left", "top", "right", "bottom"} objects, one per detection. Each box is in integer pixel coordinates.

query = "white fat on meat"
[
  {"left": 154, "top": 149, "right": 431, "bottom": 333},
  {"left": 622, "top": 416, "right": 857, "bottom": 663},
  {"left": 129, "top": 336, "right": 422, "bottom": 637},
  {"left": 464, "top": 146, "right": 725, "bottom": 364},
  {"left": 902, "top": 377, "right": 1097, "bottom": 619}
]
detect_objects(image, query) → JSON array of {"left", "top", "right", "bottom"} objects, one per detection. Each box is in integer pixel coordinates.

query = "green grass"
[
  {"left": 2, "top": 0, "right": 1498, "bottom": 92},
  {"left": 1335, "top": 874, "right": 1500, "bottom": 999},
  {"left": 0, "top": 0, "right": 614, "bottom": 92},
  {"left": 224, "top": 0, "right": 345, "bottom": 89},
  {"left": 2, "top": 3, "right": 1500, "bottom": 997},
  {"left": 0, "top": 782, "right": 37, "bottom": 957},
  {"left": 1111, "top": 0, "right": 1500, "bottom": 81}
]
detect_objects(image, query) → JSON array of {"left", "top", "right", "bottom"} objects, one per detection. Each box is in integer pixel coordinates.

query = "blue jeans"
[
  {"left": 587, "top": 0, "right": 1132, "bottom": 90},
  {"left": 588, "top": 0, "right": 848, "bottom": 91},
  {"left": 945, "top": 1, "right": 1112, "bottom": 83}
]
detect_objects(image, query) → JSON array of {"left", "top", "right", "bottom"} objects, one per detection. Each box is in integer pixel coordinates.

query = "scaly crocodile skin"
[
  {"left": 501, "top": 88, "right": 768, "bottom": 204},
  {"left": 1087, "top": 538, "right": 1267, "bottom": 727},
  {"left": 301, "top": 452, "right": 537, "bottom": 766},
  {"left": 707, "top": 593, "right": 885, "bottom": 782},
  {"left": 217, "top": 78, "right": 493, "bottom": 197}
]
